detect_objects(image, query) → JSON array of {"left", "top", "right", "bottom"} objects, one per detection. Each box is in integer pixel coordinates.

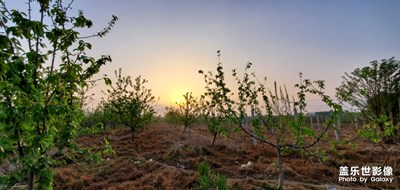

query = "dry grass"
[{"left": 53, "top": 123, "right": 400, "bottom": 189}]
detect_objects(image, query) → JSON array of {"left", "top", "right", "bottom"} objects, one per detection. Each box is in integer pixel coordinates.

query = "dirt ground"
[{"left": 53, "top": 123, "right": 400, "bottom": 190}]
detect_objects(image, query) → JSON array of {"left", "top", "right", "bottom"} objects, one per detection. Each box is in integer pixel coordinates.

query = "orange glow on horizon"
[{"left": 169, "top": 88, "right": 188, "bottom": 106}]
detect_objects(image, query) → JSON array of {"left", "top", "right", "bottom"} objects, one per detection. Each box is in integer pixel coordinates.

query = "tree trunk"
[
  {"left": 28, "top": 172, "right": 34, "bottom": 190},
  {"left": 211, "top": 132, "right": 217, "bottom": 146},
  {"left": 251, "top": 109, "right": 257, "bottom": 146},
  {"left": 334, "top": 117, "right": 341, "bottom": 141},
  {"left": 277, "top": 147, "right": 284, "bottom": 189}
]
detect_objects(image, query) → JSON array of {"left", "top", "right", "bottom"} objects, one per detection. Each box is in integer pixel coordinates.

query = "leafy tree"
[
  {"left": 336, "top": 57, "right": 400, "bottom": 143},
  {"left": 242, "top": 73, "right": 341, "bottom": 189},
  {"left": 94, "top": 99, "right": 119, "bottom": 130},
  {"left": 198, "top": 63, "right": 232, "bottom": 146},
  {"left": 79, "top": 113, "right": 96, "bottom": 132},
  {"left": 78, "top": 100, "right": 119, "bottom": 135},
  {"left": 0, "top": 0, "right": 117, "bottom": 189},
  {"left": 199, "top": 52, "right": 341, "bottom": 189},
  {"left": 105, "top": 69, "right": 156, "bottom": 142},
  {"left": 76, "top": 80, "right": 96, "bottom": 112},
  {"left": 165, "top": 106, "right": 181, "bottom": 128},
  {"left": 176, "top": 92, "right": 200, "bottom": 136},
  {"left": 199, "top": 108, "right": 230, "bottom": 146}
]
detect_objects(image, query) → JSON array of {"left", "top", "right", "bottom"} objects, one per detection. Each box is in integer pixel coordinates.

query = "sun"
[
  {"left": 170, "top": 88, "right": 187, "bottom": 105},
  {"left": 175, "top": 97, "right": 184, "bottom": 105}
]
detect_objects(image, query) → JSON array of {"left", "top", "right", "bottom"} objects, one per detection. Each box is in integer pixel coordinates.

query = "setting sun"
[{"left": 170, "top": 88, "right": 188, "bottom": 105}]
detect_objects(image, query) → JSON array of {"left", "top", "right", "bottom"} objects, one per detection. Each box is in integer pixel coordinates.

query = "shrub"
[{"left": 197, "top": 161, "right": 229, "bottom": 190}]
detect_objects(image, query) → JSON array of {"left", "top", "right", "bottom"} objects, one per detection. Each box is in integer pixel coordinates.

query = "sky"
[{"left": 5, "top": 0, "right": 400, "bottom": 113}]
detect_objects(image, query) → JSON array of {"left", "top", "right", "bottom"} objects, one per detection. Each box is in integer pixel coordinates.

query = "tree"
[
  {"left": 0, "top": 0, "right": 117, "bottom": 189},
  {"left": 199, "top": 62, "right": 233, "bottom": 146},
  {"left": 336, "top": 57, "right": 400, "bottom": 143},
  {"left": 199, "top": 52, "right": 341, "bottom": 189},
  {"left": 176, "top": 92, "right": 200, "bottom": 136},
  {"left": 165, "top": 106, "right": 181, "bottom": 128},
  {"left": 95, "top": 99, "right": 119, "bottom": 130},
  {"left": 199, "top": 100, "right": 231, "bottom": 146},
  {"left": 78, "top": 99, "right": 119, "bottom": 135},
  {"left": 241, "top": 74, "right": 341, "bottom": 189},
  {"left": 105, "top": 69, "right": 156, "bottom": 142}
]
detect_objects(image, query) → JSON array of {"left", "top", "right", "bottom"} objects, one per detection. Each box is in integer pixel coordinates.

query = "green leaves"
[
  {"left": 197, "top": 161, "right": 229, "bottom": 190},
  {"left": 102, "top": 138, "right": 115, "bottom": 158},
  {"left": 336, "top": 57, "right": 400, "bottom": 143},
  {"left": 252, "top": 117, "right": 265, "bottom": 141},
  {"left": 301, "top": 126, "right": 315, "bottom": 137},
  {"left": 176, "top": 92, "right": 200, "bottom": 133},
  {"left": 74, "top": 10, "right": 93, "bottom": 28},
  {"left": 104, "top": 69, "right": 156, "bottom": 141},
  {"left": 0, "top": 0, "right": 116, "bottom": 188},
  {"left": 199, "top": 52, "right": 343, "bottom": 188},
  {"left": 358, "top": 115, "right": 399, "bottom": 143},
  {"left": 199, "top": 58, "right": 237, "bottom": 145},
  {"left": 104, "top": 77, "right": 112, "bottom": 85}
]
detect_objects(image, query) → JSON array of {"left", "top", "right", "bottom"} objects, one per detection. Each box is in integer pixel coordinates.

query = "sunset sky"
[{"left": 6, "top": 0, "right": 400, "bottom": 113}]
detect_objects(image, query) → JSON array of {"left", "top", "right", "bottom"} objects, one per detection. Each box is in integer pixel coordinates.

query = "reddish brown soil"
[{"left": 54, "top": 123, "right": 400, "bottom": 189}]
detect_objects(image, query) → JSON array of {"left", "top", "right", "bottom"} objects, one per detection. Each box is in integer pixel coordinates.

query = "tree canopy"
[
  {"left": 105, "top": 69, "right": 157, "bottom": 141},
  {"left": 336, "top": 57, "right": 400, "bottom": 143},
  {"left": 0, "top": 0, "right": 117, "bottom": 188}
]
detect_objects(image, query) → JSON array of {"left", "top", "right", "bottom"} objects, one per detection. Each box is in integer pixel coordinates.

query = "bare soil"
[{"left": 53, "top": 123, "right": 400, "bottom": 189}]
